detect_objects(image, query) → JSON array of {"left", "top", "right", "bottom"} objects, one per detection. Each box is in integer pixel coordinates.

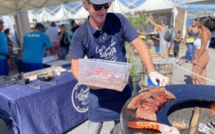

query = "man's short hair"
[
  {"left": 50, "top": 22, "right": 56, "bottom": 27},
  {"left": 35, "top": 23, "right": 45, "bottom": 30},
  {"left": 70, "top": 19, "right": 75, "bottom": 26},
  {"left": 4, "top": 28, "right": 10, "bottom": 34},
  {"left": 162, "top": 17, "right": 168, "bottom": 25}
]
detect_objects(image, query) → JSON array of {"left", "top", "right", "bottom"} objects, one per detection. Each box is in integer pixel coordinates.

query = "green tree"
[{"left": 125, "top": 12, "right": 151, "bottom": 32}]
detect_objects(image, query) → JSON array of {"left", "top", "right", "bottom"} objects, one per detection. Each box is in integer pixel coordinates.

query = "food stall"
[{"left": 0, "top": 65, "right": 88, "bottom": 134}]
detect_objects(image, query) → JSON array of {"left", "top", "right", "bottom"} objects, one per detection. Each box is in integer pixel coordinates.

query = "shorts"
[
  {"left": 155, "top": 46, "right": 159, "bottom": 52},
  {"left": 168, "top": 42, "right": 174, "bottom": 48},
  {"left": 60, "top": 47, "right": 69, "bottom": 55}
]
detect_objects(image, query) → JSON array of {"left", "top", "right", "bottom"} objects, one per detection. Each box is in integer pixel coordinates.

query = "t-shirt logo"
[
  {"left": 71, "top": 84, "right": 90, "bottom": 113},
  {"left": 95, "top": 40, "right": 118, "bottom": 61}
]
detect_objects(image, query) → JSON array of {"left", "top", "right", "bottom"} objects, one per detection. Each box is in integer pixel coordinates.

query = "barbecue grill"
[{"left": 120, "top": 84, "right": 215, "bottom": 134}]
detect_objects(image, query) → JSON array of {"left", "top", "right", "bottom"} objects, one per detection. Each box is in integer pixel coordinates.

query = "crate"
[
  {"left": 141, "top": 57, "right": 174, "bottom": 89},
  {"left": 78, "top": 59, "right": 131, "bottom": 91}
]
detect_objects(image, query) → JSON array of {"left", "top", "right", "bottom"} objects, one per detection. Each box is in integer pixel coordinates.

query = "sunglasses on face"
[{"left": 89, "top": 2, "right": 111, "bottom": 11}]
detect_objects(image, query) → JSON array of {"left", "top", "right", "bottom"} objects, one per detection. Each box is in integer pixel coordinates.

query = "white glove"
[
  {"left": 12, "top": 47, "right": 18, "bottom": 55},
  {"left": 149, "top": 71, "right": 169, "bottom": 87}
]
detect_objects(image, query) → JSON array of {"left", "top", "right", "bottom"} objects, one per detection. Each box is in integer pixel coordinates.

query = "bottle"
[{"left": 147, "top": 76, "right": 160, "bottom": 87}]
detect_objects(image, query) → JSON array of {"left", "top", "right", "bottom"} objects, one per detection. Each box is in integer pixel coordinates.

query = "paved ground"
[{"left": 1, "top": 47, "right": 215, "bottom": 134}]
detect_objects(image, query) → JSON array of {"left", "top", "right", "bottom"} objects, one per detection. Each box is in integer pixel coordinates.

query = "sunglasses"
[{"left": 89, "top": 2, "right": 111, "bottom": 11}]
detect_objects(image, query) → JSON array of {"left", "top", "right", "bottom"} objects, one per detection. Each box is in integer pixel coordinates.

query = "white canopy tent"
[
  {"left": 0, "top": 0, "right": 79, "bottom": 43},
  {"left": 171, "top": 0, "right": 215, "bottom": 4},
  {"left": 108, "top": 0, "right": 130, "bottom": 14},
  {"left": 130, "top": 0, "right": 174, "bottom": 13},
  {"left": 0, "top": 0, "right": 195, "bottom": 41},
  {"left": 0, "top": 0, "right": 80, "bottom": 15}
]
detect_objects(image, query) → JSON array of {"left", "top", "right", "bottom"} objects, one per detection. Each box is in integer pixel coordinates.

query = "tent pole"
[{"left": 15, "top": 11, "right": 31, "bottom": 45}]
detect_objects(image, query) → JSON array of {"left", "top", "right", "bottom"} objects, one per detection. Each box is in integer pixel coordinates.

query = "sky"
[{"left": 187, "top": 4, "right": 215, "bottom": 9}]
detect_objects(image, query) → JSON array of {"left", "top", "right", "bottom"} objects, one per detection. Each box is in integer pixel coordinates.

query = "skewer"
[{"left": 188, "top": 107, "right": 201, "bottom": 134}]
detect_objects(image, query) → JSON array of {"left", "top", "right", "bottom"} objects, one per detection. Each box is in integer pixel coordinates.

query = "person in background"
[
  {"left": 9, "top": 30, "right": 21, "bottom": 55},
  {"left": 45, "top": 22, "right": 60, "bottom": 56},
  {"left": 0, "top": 20, "right": 9, "bottom": 76},
  {"left": 4, "top": 28, "right": 12, "bottom": 55},
  {"left": 4, "top": 28, "right": 15, "bottom": 70},
  {"left": 180, "top": 19, "right": 200, "bottom": 64},
  {"left": 22, "top": 23, "right": 52, "bottom": 72},
  {"left": 70, "top": 19, "right": 80, "bottom": 33},
  {"left": 167, "top": 25, "right": 175, "bottom": 56},
  {"left": 58, "top": 24, "right": 71, "bottom": 60},
  {"left": 192, "top": 17, "right": 211, "bottom": 85},
  {"left": 147, "top": 17, "right": 169, "bottom": 58},
  {"left": 151, "top": 29, "right": 160, "bottom": 57},
  {"left": 71, "top": 0, "right": 169, "bottom": 134},
  {"left": 171, "top": 31, "right": 181, "bottom": 60}
]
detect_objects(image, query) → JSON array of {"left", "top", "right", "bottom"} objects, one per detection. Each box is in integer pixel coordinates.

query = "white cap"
[{"left": 90, "top": 0, "right": 115, "bottom": 4}]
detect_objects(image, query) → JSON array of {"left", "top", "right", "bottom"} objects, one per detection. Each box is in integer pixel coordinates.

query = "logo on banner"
[{"left": 71, "top": 84, "right": 90, "bottom": 113}]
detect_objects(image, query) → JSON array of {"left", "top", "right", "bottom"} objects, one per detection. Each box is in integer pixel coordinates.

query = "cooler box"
[{"left": 78, "top": 59, "right": 131, "bottom": 91}]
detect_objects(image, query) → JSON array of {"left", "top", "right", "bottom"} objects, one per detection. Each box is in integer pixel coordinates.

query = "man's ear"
[{"left": 83, "top": 0, "right": 89, "bottom": 11}]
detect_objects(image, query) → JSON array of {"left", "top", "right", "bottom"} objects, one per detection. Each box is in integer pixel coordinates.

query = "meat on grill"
[
  {"left": 136, "top": 105, "right": 157, "bottom": 121},
  {"left": 144, "top": 97, "right": 161, "bottom": 107},
  {"left": 128, "top": 86, "right": 176, "bottom": 122},
  {"left": 127, "top": 92, "right": 152, "bottom": 110},
  {"left": 153, "top": 93, "right": 167, "bottom": 105}
]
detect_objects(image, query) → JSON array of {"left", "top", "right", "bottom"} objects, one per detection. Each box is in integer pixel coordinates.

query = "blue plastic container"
[{"left": 147, "top": 76, "right": 160, "bottom": 87}]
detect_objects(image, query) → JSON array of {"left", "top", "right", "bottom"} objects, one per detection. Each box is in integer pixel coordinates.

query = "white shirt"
[
  {"left": 194, "top": 38, "right": 210, "bottom": 49},
  {"left": 45, "top": 27, "right": 59, "bottom": 43}
]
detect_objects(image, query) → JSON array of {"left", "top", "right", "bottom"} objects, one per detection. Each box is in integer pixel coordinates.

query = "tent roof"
[
  {"left": 171, "top": 0, "right": 215, "bottom": 4},
  {"left": 129, "top": 0, "right": 174, "bottom": 13},
  {"left": 0, "top": 0, "right": 79, "bottom": 15}
]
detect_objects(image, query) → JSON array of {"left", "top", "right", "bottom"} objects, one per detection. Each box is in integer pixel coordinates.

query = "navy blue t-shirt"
[
  {"left": 70, "top": 13, "right": 138, "bottom": 122},
  {"left": 71, "top": 13, "right": 138, "bottom": 61}
]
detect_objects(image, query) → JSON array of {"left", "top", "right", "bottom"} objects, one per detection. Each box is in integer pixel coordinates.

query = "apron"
[
  {"left": 0, "top": 59, "right": 9, "bottom": 76},
  {"left": 86, "top": 21, "right": 132, "bottom": 122}
]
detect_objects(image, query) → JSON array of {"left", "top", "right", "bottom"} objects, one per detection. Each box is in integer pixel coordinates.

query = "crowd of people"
[
  {"left": 148, "top": 17, "right": 182, "bottom": 59},
  {"left": 0, "top": 19, "right": 80, "bottom": 75},
  {"left": 149, "top": 16, "right": 215, "bottom": 86}
]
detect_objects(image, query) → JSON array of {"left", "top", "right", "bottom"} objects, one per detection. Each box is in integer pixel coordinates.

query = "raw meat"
[
  {"left": 136, "top": 105, "right": 157, "bottom": 121},
  {"left": 127, "top": 92, "right": 151, "bottom": 110},
  {"left": 144, "top": 97, "right": 161, "bottom": 107}
]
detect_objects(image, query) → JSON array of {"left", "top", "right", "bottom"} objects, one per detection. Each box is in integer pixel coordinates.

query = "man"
[
  {"left": 0, "top": 20, "right": 9, "bottom": 76},
  {"left": 45, "top": 22, "right": 60, "bottom": 56},
  {"left": 147, "top": 17, "right": 169, "bottom": 58},
  {"left": 71, "top": 0, "right": 169, "bottom": 134},
  {"left": 70, "top": 19, "right": 80, "bottom": 33},
  {"left": 58, "top": 24, "right": 71, "bottom": 60},
  {"left": 22, "top": 23, "right": 52, "bottom": 72}
]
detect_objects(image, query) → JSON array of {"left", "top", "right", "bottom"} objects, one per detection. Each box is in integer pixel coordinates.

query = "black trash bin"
[{"left": 14, "top": 58, "right": 25, "bottom": 73}]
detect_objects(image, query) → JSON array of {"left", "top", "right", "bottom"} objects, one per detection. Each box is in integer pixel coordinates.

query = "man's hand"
[{"left": 149, "top": 71, "right": 169, "bottom": 87}]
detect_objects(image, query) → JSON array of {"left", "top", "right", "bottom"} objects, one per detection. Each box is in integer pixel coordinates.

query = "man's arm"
[
  {"left": 147, "top": 17, "right": 163, "bottom": 31},
  {"left": 130, "top": 37, "right": 155, "bottom": 73},
  {"left": 130, "top": 37, "right": 169, "bottom": 86},
  {"left": 71, "top": 59, "right": 79, "bottom": 80}
]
